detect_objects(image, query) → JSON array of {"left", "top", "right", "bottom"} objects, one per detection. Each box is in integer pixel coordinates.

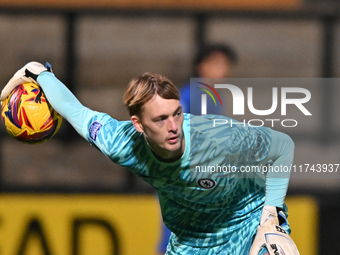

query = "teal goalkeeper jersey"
[
  {"left": 37, "top": 72, "right": 294, "bottom": 248},
  {"left": 83, "top": 112, "right": 272, "bottom": 247}
]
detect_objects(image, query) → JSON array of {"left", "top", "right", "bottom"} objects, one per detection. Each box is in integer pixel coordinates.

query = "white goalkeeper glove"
[
  {"left": 1, "top": 61, "right": 52, "bottom": 101},
  {"left": 249, "top": 205, "right": 300, "bottom": 255}
]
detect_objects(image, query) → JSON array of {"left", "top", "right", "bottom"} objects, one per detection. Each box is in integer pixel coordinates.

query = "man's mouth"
[{"left": 167, "top": 135, "right": 179, "bottom": 144}]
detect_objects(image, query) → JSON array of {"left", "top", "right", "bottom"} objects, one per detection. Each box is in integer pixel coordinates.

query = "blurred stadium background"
[{"left": 0, "top": 0, "right": 339, "bottom": 254}]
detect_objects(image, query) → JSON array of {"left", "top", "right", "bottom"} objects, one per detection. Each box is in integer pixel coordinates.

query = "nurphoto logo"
[
  {"left": 194, "top": 80, "right": 312, "bottom": 128},
  {"left": 196, "top": 82, "right": 223, "bottom": 115}
]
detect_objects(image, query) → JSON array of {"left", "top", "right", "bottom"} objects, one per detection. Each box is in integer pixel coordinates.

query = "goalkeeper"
[{"left": 1, "top": 62, "right": 300, "bottom": 255}]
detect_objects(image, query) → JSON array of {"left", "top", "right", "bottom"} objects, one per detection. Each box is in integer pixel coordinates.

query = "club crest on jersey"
[
  {"left": 197, "top": 178, "right": 216, "bottom": 189},
  {"left": 89, "top": 121, "right": 102, "bottom": 141}
]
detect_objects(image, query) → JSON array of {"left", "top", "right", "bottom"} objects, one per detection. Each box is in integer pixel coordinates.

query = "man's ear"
[{"left": 131, "top": 115, "right": 144, "bottom": 133}]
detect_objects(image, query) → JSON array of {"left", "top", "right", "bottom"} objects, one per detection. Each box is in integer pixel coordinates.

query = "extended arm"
[
  {"left": 1, "top": 62, "right": 97, "bottom": 139},
  {"left": 37, "top": 72, "right": 97, "bottom": 138}
]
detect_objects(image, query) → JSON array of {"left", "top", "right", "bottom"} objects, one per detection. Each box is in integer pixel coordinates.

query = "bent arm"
[
  {"left": 37, "top": 72, "right": 97, "bottom": 139},
  {"left": 264, "top": 130, "right": 295, "bottom": 208}
]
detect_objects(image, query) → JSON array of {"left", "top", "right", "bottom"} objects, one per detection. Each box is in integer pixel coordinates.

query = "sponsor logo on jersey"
[
  {"left": 197, "top": 178, "right": 216, "bottom": 189},
  {"left": 89, "top": 121, "right": 102, "bottom": 141}
]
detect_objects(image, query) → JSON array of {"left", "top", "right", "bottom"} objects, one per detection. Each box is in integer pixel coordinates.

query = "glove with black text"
[{"left": 249, "top": 205, "right": 300, "bottom": 255}]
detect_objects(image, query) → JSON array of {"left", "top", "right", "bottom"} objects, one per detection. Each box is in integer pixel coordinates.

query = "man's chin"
[
  {"left": 165, "top": 143, "right": 180, "bottom": 152},
  {"left": 166, "top": 139, "right": 183, "bottom": 153}
]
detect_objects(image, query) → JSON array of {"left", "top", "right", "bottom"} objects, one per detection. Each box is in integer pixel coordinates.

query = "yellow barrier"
[
  {"left": 0, "top": 194, "right": 161, "bottom": 255},
  {"left": 0, "top": 194, "right": 317, "bottom": 255},
  {"left": 286, "top": 196, "right": 319, "bottom": 255}
]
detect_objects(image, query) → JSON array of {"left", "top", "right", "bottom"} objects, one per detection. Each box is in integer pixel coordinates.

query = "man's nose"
[{"left": 168, "top": 117, "right": 178, "bottom": 132}]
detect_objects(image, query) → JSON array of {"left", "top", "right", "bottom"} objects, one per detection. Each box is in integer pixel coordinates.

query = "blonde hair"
[{"left": 123, "top": 73, "right": 180, "bottom": 116}]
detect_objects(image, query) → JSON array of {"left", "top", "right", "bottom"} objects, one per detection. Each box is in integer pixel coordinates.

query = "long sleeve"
[
  {"left": 264, "top": 129, "right": 295, "bottom": 208},
  {"left": 37, "top": 72, "right": 97, "bottom": 139}
]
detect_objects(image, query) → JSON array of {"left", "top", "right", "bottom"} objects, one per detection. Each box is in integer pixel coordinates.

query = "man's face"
[{"left": 132, "top": 95, "right": 184, "bottom": 161}]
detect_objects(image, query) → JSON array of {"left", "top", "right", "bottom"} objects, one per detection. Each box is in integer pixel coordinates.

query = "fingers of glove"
[
  {"left": 265, "top": 235, "right": 300, "bottom": 255},
  {"left": 1, "top": 61, "right": 47, "bottom": 101},
  {"left": 249, "top": 242, "right": 263, "bottom": 255},
  {"left": 251, "top": 225, "right": 300, "bottom": 255},
  {"left": 249, "top": 225, "right": 266, "bottom": 255},
  {"left": 0, "top": 71, "right": 31, "bottom": 101}
]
